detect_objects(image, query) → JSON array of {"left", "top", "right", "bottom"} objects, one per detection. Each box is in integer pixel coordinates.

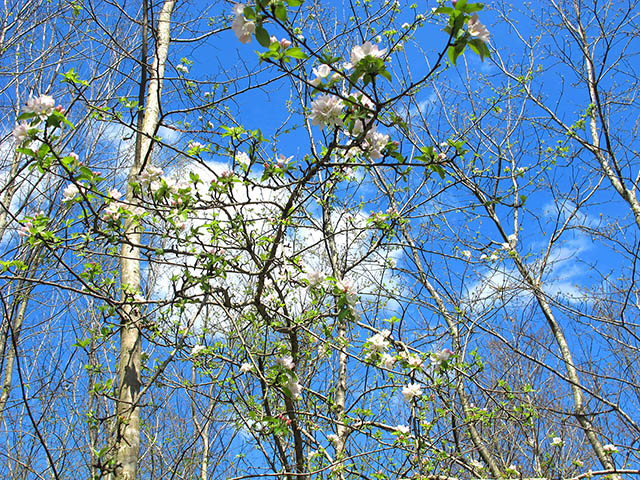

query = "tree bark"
[{"left": 115, "top": 0, "right": 175, "bottom": 478}]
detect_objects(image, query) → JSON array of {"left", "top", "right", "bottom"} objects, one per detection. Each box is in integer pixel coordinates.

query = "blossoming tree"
[{"left": 1, "top": 0, "right": 639, "bottom": 479}]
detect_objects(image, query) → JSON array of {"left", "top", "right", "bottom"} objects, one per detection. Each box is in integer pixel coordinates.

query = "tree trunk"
[{"left": 115, "top": 0, "right": 175, "bottom": 478}]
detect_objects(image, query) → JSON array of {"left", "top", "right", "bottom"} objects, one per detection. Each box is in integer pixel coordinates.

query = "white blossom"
[
  {"left": 602, "top": 444, "right": 618, "bottom": 454},
  {"left": 235, "top": 151, "right": 251, "bottom": 166},
  {"left": 277, "top": 355, "right": 295, "bottom": 370},
  {"left": 468, "top": 14, "right": 490, "bottom": 42},
  {"left": 350, "top": 41, "right": 386, "bottom": 65},
  {"left": 231, "top": 5, "right": 255, "bottom": 44},
  {"left": 550, "top": 436, "right": 563, "bottom": 447},
  {"left": 191, "top": 344, "right": 206, "bottom": 356},
  {"left": 310, "top": 94, "right": 344, "bottom": 128},
  {"left": 176, "top": 64, "right": 189, "bottom": 74},
  {"left": 394, "top": 425, "right": 410, "bottom": 435},
  {"left": 287, "top": 377, "right": 301, "bottom": 399},
  {"left": 62, "top": 184, "right": 80, "bottom": 203},
  {"left": 12, "top": 122, "right": 30, "bottom": 144},
  {"left": 407, "top": 354, "right": 423, "bottom": 370},
  {"left": 380, "top": 353, "right": 395, "bottom": 369},
  {"left": 368, "top": 331, "right": 390, "bottom": 352},
  {"left": 306, "top": 270, "right": 326, "bottom": 286},
  {"left": 401, "top": 382, "right": 423, "bottom": 402},
  {"left": 24, "top": 95, "right": 55, "bottom": 118},
  {"left": 311, "top": 64, "right": 332, "bottom": 86},
  {"left": 239, "top": 362, "right": 253, "bottom": 373}
]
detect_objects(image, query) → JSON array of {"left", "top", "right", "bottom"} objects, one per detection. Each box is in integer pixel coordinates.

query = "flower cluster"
[
  {"left": 310, "top": 94, "right": 344, "bottom": 128},
  {"left": 311, "top": 64, "right": 332, "bottom": 86},
  {"left": 24, "top": 94, "right": 55, "bottom": 118},
  {"left": 62, "top": 183, "right": 82, "bottom": 203},
  {"left": 401, "top": 382, "right": 423, "bottom": 402},
  {"left": 336, "top": 278, "right": 358, "bottom": 305},
  {"left": 12, "top": 122, "right": 30, "bottom": 144},
  {"left": 231, "top": 4, "right": 255, "bottom": 44},
  {"left": 367, "top": 330, "right": 391, "bottom": 352},
  {"left": 431, "top": 348, "right": 453, "bottom": 368},
  {"left": 276, "top": 355, "right": 295, "bottom": 370},
  {"left": 138, "top": 165, "right": 164, "bottom": 187},
  {"left": 347, "top": 41, "right": 386, "bottom": 69},
  {"left": 468, "top": 14, "right": 490, "bottom": 42},
  {"left": 306, "top": 270, "right": 326, "bottom": 286}
]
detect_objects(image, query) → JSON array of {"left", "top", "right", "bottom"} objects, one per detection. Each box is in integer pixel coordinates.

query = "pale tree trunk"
[{"left": 115, "top": 0, "right": 175, "bottom": 478}]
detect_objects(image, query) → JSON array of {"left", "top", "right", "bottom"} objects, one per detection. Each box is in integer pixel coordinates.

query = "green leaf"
[
  {"left": 274, "top": 3, "right": 287, "bottom": 21},
  {"left": 430, "top": 163, "right": 446, "bottom": 179},
  {"left": 255, "top": 25, "right": 270, "bottom": 47},
  {"left": 462, "top": 2, "right": 484, "bottom": 14},
  {"left": 243, "top": 6, "right": 256, "bottom": 19},
  {"left": 285, "top": 0, "right": 303, "bottom": 6},
  {"left": 285, "top": 47, "right": 307, "bottom": 59},
  {"left": 448, "top": 45, "right": 457, "bottom": 66}
]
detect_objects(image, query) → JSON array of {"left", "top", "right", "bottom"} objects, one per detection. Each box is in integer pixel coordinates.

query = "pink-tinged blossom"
[
  {"left": 336, "top": 278, "right": 358, "bottom": 305},
  {"left": 380, "top": 353, "right": 395, "bottom": 369},
  {"left": 602, "top": 444, "right": 618, "bottom": 454},
  {"left": 368, "top": 330, "right": 391, "bottom": 352},
  {"left": 277, "top": 355, "right": 295, "bottom": 370},
  {"left": 468, "top": 14, "right": 490, "bottom": 42},
  {"left": 310, "top": 94, "right": 344, "bottom": 128},
  {"left": 280, "top": 38, "right": 292, "bottom": 49},
  {"left": 24, "top": 95, "right": 55, "bottom": 118},
  {"left": 62, "top": 184, "right": 80, "bottom": 203},
  {"left": 306, "top": 270, "right": 326, "bottom": 286},
  {"left": 231, "top": 5, "right": 255, "bottom": 44},
  {"left": 17, "top": 220, "right": 33, "bottom": 238},
  {"left": 108, "top": 189, "right": 122, "bottom": 200},
  {"left": 432, "top": 348, "right": 453, "bottom": 367},
  {"left": 363, "top": 128, "right": 389, "bottom": 160},
  {"left": 12, "top": 122, "right": 30, "bottom": 144},
  {"left": 401, "top": 383, "right": 423, "bottom": 402},
  {"left": 103, "top": 202, "right": 122, "bottom": 221},
  {"left": 138, "top": 165, "right": 164, "bottom": 185},
  {"left": 350, "top": 41, "right": 386, "bottom": 65}
]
